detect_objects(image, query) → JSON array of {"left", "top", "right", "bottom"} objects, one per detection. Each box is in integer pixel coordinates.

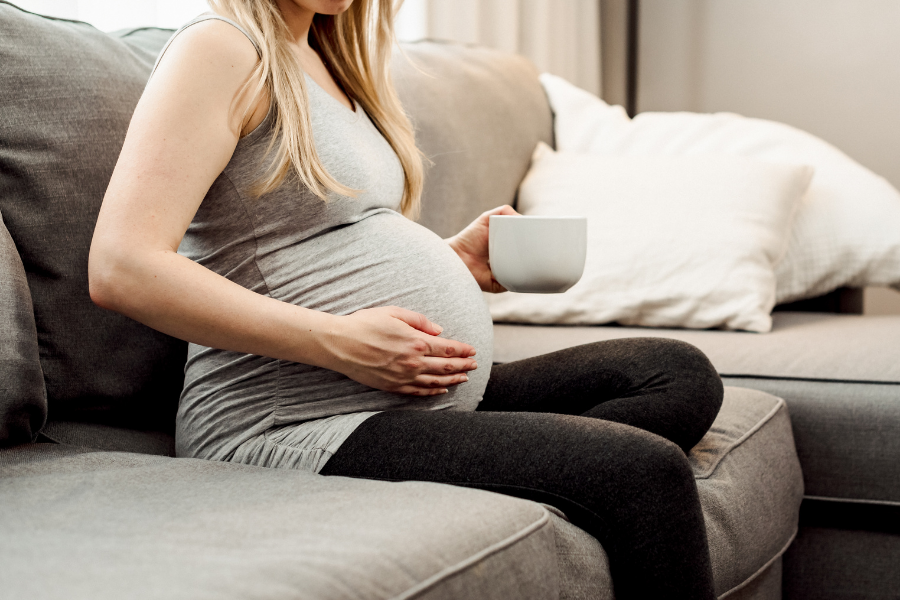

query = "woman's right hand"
[{"left": 323, "top": 306, "right": 478, "bottom": 396}]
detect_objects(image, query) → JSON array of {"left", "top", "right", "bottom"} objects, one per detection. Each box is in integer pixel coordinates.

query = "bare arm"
[{"left": 89, "top": 21, "right": 476, "bottom": 395}]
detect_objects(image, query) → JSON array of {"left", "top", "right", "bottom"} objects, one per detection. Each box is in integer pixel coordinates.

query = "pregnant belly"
[
  {"left": 256, "top": 210, "right": 494, "bottom": 415},
  {"left": 178, "top": 211, "right": 493, "bottom": 461}
]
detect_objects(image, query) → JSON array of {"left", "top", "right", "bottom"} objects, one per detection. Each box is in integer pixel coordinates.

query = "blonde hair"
[{"left": 207, "top": 0, "right": 423, "bottom": 218}]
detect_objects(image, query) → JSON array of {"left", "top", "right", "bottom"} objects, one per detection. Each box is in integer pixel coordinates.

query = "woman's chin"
[{"left": 293, "top": 0, "right": 355, "bottom": 16}]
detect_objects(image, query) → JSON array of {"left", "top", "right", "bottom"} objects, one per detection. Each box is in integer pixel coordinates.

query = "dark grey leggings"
[{"left": 321, "top": 338, "right": 724, "bottom": 600}]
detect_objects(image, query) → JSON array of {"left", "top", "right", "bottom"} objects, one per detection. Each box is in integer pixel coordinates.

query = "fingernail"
[
  {"left": 461, "top": 375, "right": 469, "bottom": 382},
  {"left": 440, "top": 389, "right": 449, "bottom": 394},
  {"left": 470, "top": 362, "right": 478, "bottom": 370},
  {"left": 435, "top": 325, "right": 443, "bottom": 334}
]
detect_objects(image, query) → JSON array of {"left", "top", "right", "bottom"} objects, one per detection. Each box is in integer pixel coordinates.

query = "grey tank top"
[{"left": 163, "top": 16, "right": 494, "bottom": 470}]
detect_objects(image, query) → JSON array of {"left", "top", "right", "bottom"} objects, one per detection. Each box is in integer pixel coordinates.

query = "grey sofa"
[{"left": 0, "top": 3, "right": 895, "bottom": 599}]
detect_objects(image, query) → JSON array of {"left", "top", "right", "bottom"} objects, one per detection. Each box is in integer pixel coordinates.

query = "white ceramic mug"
[{"left": 488, "top": 215, "right": 587, "bottom": 293}]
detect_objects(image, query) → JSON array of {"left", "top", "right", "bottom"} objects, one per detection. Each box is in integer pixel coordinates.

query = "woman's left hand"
[{"left": 446, "top": 205, "right": 520, "bottom": 293}]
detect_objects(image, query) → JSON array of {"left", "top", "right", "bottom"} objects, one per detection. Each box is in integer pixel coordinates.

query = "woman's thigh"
[
  {"left": 320, "top": 409, "right": 715, "bottom": 600},
  {"left": 481, "top": 338, "right": 724, "bottom": 453}
]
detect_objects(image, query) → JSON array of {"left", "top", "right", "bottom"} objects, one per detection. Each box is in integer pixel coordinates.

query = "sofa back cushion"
[
  {"left": 393, "top": 41, "right": 554, "bottom": 238},
  {"left": 0, "top": 4, "right": 185, "bottom": 430},
  {"left": 0, "top": 3, "right": 550, "bottom": 434},
  {"left": 0, "top": 210, "right": 46, "bottom": 446}
]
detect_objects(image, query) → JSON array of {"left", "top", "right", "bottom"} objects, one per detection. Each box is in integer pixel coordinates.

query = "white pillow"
[
  {"left": 487, "top": 143, "right": 813, "bottom": 332},
  {"left": 540, "top": 73, "right": 900, "bottom": 303}
]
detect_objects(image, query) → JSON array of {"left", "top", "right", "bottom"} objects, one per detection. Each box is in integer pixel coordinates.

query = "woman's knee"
[
  {"left": 615, "top": 337, "right": 724, "bottom": 449},
  {"left": 646, "top": 338, "right": 724, "bottom": 422},
  {"left": 680, "top": 342, "right": 723, "bottom": 420}
]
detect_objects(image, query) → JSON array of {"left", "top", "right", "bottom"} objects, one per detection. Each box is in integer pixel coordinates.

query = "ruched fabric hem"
[{"left": 230, "top": 411, "right": 380, "bottom": 472}]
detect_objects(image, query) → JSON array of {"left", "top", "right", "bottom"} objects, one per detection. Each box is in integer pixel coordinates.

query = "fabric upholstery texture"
[
  {"left": 493, "top": 312, "right": 900, "bottom": 507},
  {"left": 783, "top": 527, "right": 900, "bottom": 600},
  {"left": 487, "top": 143, "right": 812, "bottom": 332},
  {"left": 392, "top": 40, "right": 554, "bottom": 239},
  {"left": 40, "top": 420, "right": 175, "bottom": 456},
  {"left": 0, "top": 5, "right": 186, "bottom": 429},
  {"left": 0, "top": 211, "right": 46, "bottom": 446},
  {"left": 724, "top": 559, "right": 781, "bottom": 600},
  {"left": 0, "top": 444, "right": 558, "bottom": 600},
  {"left": 696, "top": 388, "right": 801, "bottom": 597},
  {"left": 540, "top": 386, "right": 802, "bottom": 600},
  {"left": 545, "top": 508, "right": 613, "bottom": 600},
  {"left": 721, "top": 378, "right": 900, "bottom": 504},
  {"left": 493, "top": 312, "right": 900, "bottom": 383},
  {"left": 0, "top": 385, "right": 800, "bottom": 600}
]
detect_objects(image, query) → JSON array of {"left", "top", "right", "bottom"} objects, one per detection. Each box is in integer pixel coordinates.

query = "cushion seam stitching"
[
  {"left": 721, "top": 373, "right": 900, "bottom": 386},
  {"left": 695, "top": 397, "right": 785, "bottom": 479},
  {"left": 717, "top": 526, "right": 797, "bottom": 599},
  {"left": 803, "top": 495, "right": 900, "bottom": 508},
  {"left": 390, "top": 509, "right": 553, "bottom": 600}
]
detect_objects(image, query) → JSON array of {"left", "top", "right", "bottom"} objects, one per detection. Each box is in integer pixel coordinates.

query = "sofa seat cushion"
[
  {"left": 494, "top": 312, "right": 900, "bottom": 505},
  {"left": 1, "top": 388, "right": 801, "bottom": 600},
  {"left": 547, "top": 386, "right": 802, "bottom": 600},
  {"left": 0, "top": 444, "right": 558, "bottom": 600}
]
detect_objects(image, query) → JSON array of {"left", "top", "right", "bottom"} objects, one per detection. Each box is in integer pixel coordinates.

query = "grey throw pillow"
[
  {"left": 0, "top": 2, "right": 183, "bottom": 431},
  {"left": 0, "top": 211, "right": 47, "bottom": 446}
]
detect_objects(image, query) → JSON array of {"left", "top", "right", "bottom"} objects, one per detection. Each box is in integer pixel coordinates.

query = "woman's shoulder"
[
  {"left": 141, "top": 15, "right": 269, "bottom": 138},
  {"left": 153, "top": 14, "right": 260, "bottom": 87}
]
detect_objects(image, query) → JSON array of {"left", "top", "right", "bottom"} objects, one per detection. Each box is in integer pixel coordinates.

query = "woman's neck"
[
  {"left": 275, "top": 0, "right": 315, "bottom": 50},
  {"left": 271, "top": 1, "right": 355, "bottom": 112}
]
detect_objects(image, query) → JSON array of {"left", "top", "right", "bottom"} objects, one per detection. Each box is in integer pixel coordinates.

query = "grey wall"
[{"left": 637, "top": 0, "right": 900, "bottom": 314}]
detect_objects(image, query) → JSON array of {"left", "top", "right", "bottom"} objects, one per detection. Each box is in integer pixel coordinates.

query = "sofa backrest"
[
  {"left": 393, "top": 41, "right": 554, "bottom": 237},
  {"left": 0, "top": 5, "right": 186, "bottom": 432},
  {"left": 0, "top": 210, "right": 46, "bottom": 446},
  {"left": 0, "top": 4, "right": 552, "bottom": 432}
]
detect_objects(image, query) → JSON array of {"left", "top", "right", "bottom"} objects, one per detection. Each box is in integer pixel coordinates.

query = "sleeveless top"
[{"left": 155, "top": 16, "right": 494, "bottom": 471}]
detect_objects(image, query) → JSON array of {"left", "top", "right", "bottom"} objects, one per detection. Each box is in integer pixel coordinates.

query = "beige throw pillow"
[{"left": 487, "top": 143, "right": 813, "bottom": 332}]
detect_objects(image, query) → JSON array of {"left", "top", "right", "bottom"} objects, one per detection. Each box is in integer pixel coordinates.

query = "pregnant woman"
[{"left": 89, "top": 1, "right": 723, "bottom": 598}]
